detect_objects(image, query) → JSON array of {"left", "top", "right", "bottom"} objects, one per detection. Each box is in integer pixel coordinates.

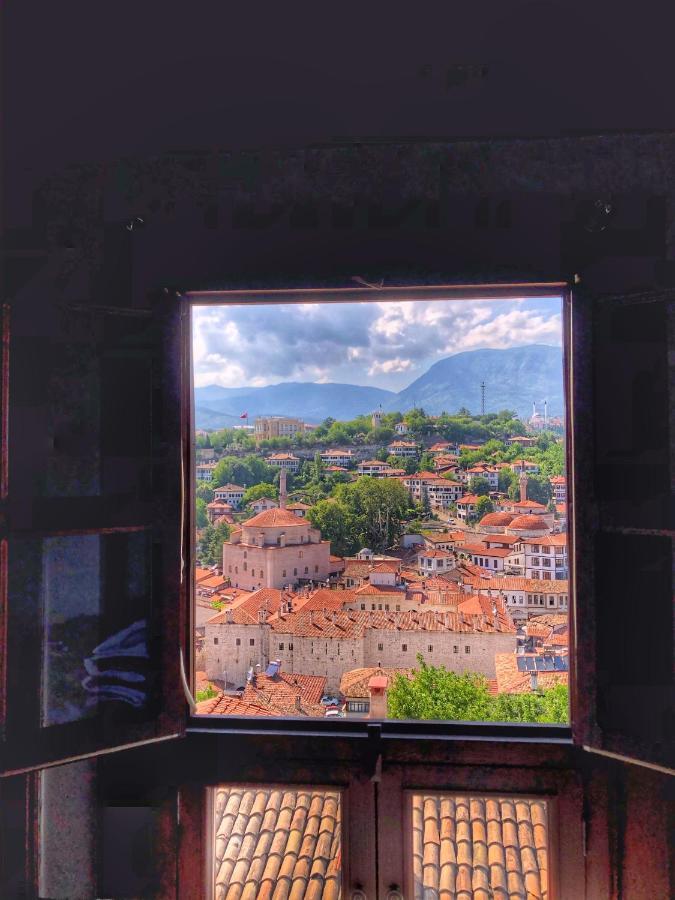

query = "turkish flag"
[{"left": 240, "top": 412, "right": 248, "bottom": 418}]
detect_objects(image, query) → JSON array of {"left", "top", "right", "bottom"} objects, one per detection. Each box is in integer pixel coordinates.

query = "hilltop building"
[{"left": 254, "top": 416, "right": 304, "bottom": 444}]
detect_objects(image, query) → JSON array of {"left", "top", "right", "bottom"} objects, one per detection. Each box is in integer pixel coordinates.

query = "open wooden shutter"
[
  {"left": 0, "top": 287, "right": 187, "bottom": 775},
  {"left": 571, "top": 288, "right": 674, "bottom": 772}
]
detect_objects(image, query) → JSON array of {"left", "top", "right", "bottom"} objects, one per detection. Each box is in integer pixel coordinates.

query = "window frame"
[{"left": 184, "top": 282, "right": 575, "bottom": 750}]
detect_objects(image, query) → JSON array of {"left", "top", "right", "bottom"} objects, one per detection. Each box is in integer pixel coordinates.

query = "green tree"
[
  {"left": 196, "top": 481, "right": 215, "bottom": 503},
  {"left": 388, "top": 656, "right": 492, "bottom": 721},
  {"left": 498, "top": 468, "right": 517, "bottom": 494},
  {"left": 509, "top": 474, "right": 553, "bottom": 505},
  {"left": 334, "top": 476, "right": 413, "bottom": 553},
  {"left": 198, "top": 521, "right": 232, "bottom": 567},
  {"left": 418, "top": 451, "right": 436, "bottom": 472},
  {"left": 242, "top": 482, "right": 278, "bottom": 506},
  {"left": 307, "top": 499, "right": 358, "bottom": 557},
  {"left": 468, "top": 476, "right": 491, "bottom": 496},
  {"left": 196, "top": 684, "right": 218, "bottom": 703},
  {"left": 474, "top": 495, "right": 494, "bottom": 519},
  {"left": 196, "top": 497, "right": 208, "bottom": 529},
  {"left": 388, "top": 655, "right": 569, "bottom": 724}
]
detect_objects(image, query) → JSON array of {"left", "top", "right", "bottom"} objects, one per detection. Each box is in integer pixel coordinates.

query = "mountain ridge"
[{"left": 194, "top": 344, "right": 564, "bottom": 429}]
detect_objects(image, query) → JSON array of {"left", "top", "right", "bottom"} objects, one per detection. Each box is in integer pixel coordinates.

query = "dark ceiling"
[{"left": 2, "top": 0, "right": 674, "bottom": 229}]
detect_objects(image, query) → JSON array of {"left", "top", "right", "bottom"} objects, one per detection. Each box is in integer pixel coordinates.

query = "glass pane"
[
  {"left": 7, "top": 530, "right": 154, "bottom": 730},
  {"left": 212, "top": 785, "right": 342, "bottom": 899},
  {"left": 410, "top": 793, "right": 550, "bottom": 900},
  {"left": 192, "top": 290, "right": 569, "bottom": 725}
]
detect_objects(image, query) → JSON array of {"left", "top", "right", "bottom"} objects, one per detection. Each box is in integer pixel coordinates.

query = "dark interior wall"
[{"left": 2, "top": 3, "right": 673, "bottom": 897}]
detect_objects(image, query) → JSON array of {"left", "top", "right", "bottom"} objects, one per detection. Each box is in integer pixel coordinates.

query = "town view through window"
[{"left": 192, "top": 294, "right": 569, "bottom": 724}]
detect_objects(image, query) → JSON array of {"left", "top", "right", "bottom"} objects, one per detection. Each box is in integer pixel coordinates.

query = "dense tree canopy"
[
  {"left": 211, "top": 455, "right": 276, "bottom": 489},
  {"left": 387, "top": 656, "right": 568, "bottom": 724},
  {"left": 196, "top": 497, "right": 208, "bottom": 529},
  {"left": 197, "top": 520, "right": 232, "bottom": 567},
  {"left": 333, "top": 476, "right": 413, "bottom": 552},
  {"left": 307, "top": 499, "right": 358, "bottom": 557}
]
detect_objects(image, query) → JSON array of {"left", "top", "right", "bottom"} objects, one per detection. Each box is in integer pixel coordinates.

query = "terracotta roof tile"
[
  {"left": 266, "top": 608, "right": 516, "bottom": 638},
  {"left": 495, "top": 653, "right": 569, "bottom": 694},
  {"left": 244, "top": 508, "right": 306, "bottom": 527},
  {"left": 339, "top": 666, "right": 414, "bottom": 698},
  {"left": 214, "top": 786, "right": 342, "bottom": 900},
  {"left": 196, "top": 693, "right": 278, "bottom": 716},
  {"left": 412, "top": 792, "right": 549, "bottom": 899}
]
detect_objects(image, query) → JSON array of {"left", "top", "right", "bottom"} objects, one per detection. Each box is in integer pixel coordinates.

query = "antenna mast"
[{"left": 480, "top": 381, "right": 486, "bottom": 416}]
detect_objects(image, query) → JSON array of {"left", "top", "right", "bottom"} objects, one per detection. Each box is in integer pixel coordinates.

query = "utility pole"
[{"left": 480, "top": 381, "right": 486, "bottom": 416}]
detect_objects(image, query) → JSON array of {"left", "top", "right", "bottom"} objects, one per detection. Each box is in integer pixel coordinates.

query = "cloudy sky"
[{"left": 192, "top": 295, "right": 562, "bottom": 391}]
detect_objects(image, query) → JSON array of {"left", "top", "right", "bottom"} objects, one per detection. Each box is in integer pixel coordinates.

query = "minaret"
[
  {"left": 519, "top": 471, "right": 528, "bottom": 502},
  {"left": 279, "top": 468, "right": 288, "bottom": 509},
  {"left": 544, "top": 399, "right": 548, "bottom": 427},
  {"left": 532, "top": 400, "right": 537, "bottom": 419}
]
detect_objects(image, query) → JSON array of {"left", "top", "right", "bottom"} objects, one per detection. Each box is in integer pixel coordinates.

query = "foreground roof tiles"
[
  {"left": 411, "top": 793, "right": 549, "bottom": 899},
  {"left": 213, "top": 786, "right": 342, "bottom": 900}
]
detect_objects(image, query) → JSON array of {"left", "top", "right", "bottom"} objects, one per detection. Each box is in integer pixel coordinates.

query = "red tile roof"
[
  {"left": 459, "top": 544, "right": 513, "bottom": 558},
  {"left": 244, "top": 508, "right": 307, "bottom": 527},
  {"left": 457, "top": 594, "right": 513, "bottom": 629},
  {"left": 300, "top": 587, "right": 358, "bottom": 611},
  {"left": 267, "top": 608, "right": 515, "bottom": 638},
  {"left": 196, "top": 693, "right": 278, "bottom": 716},
  {"left": 418, "top": 548, "right": 454, "bottom": 559},
  {"left": 495, "top": 653, "right": 569, "bottom": 694},
  {"left": 509, "top": 514, "right": 549, "bottom": 531},
  {"left": 340, "top": 666, "right": 414, "bottom": 697},
  {"left": 457, "top": 493, "right": 482, "bottom": 505},
  {"left": 242, "top": 670, "right": 327, "bottom": 713},
  {"left": 478, "top": 511, "right": 514, "bottom": 527},
  {"left": 523, "top": 533, "right": 568, "bottom": 547},
  {"left": 462, "top": 575, "right": 569, "bottom": 593}
]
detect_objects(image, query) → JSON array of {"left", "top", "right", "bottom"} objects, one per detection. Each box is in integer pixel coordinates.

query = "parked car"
[
  {"left": 320, "top": 695, "right": 340, "bottom": 706},
  {"left": 324, "top": 707, "right": 345, "bottom": 718}
]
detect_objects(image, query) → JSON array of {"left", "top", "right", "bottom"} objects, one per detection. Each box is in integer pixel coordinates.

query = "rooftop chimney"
[
  {"left": 226, "top": 609, "right": 233, "bottom": 624},
  {"left": 368, "top": 674, "right": 388, "bottom": 719},
  {"left": 295, "top": 696, "right": 302, "bottom": 712},
  {"left": 530, "top": 671, "right": 539, "bottom": 692}
]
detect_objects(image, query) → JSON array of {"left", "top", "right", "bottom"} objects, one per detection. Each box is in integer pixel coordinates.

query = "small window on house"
[
  {"left": 465, "top": 646, "right": 471, "bottom": 654},
  {"left": 289, "top": 643, "right": 293, "bottom": 650},
  {"left": 294, "top": 568, "right": 297, "bottom": 576},
  {"left": 378, "top": 642, "right": 383, "bottom": 651},
  {"left": 402, "top": 644, "right": 408, "bottom": 652},
  {"left": 249, "top": 639, "right": 255, "bottom": 646},
  {"left": 243, "top": 562, "right": 247, "bottom": 571},
  {"left": 235, "top": 638, "right": 241, "bottom": 646},
  {"left": 428, "top": 644, "right": 433, "bottom": 653},
  {"left": 453, "top": 645, "right": 459, "bottom": 653},
  {"left": 299, "top": 551, "right": 303, "bottom": 558},
  {"left": 282, "top": 570, "right": 286, "bottom": 577},
  {"left": 279, "top": 643, "right": 284, "bottom": 650},
  {"left": 213, "top": 637, "right": 219, "bottom": 645},
  {"left": 314, "top": 565, "right": 319, "bottom": 573},
  {"left": 360, "top": 604, "right": 366, "bottom": 610},
  {"left": 304, "top": 566, "right": 308, "bottom": 574}
]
